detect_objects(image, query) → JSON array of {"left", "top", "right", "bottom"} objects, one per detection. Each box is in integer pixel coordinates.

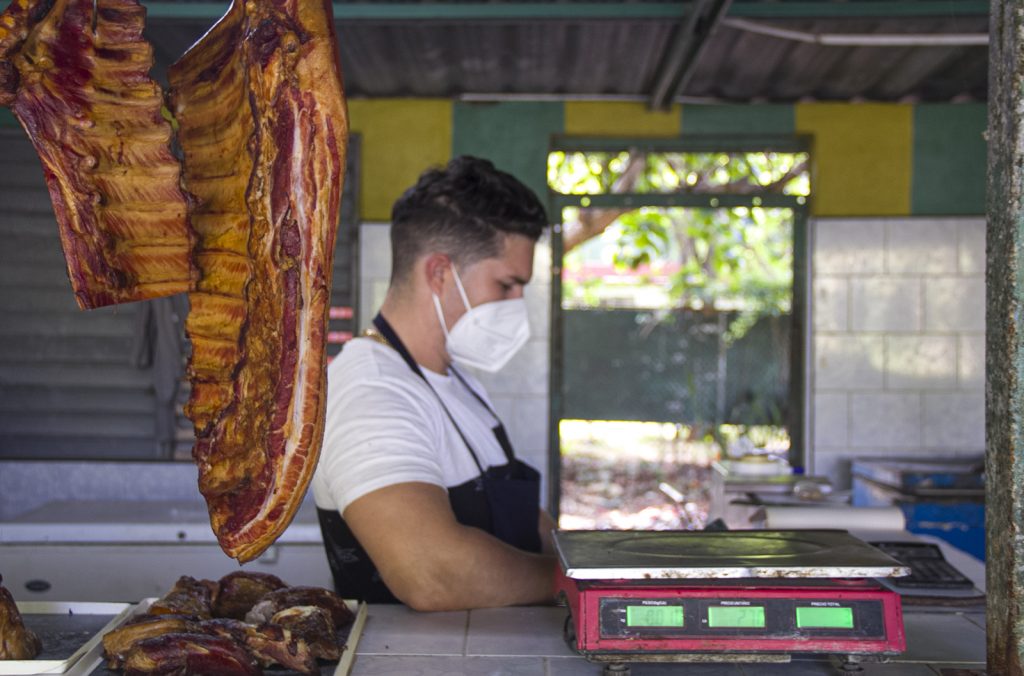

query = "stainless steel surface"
[
  {"left": 0, "top": 499, "right": 322, "bottom": 544},
  {"left": 554, "top": 530, "right": 910, "bottom": 580}
]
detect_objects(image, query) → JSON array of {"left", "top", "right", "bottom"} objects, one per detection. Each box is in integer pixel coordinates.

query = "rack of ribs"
[
  {"left": 168, "top": 0, "right": 348, "bottom": 562},
  {"left": 0, "top": 0, "right": 194, "bottom": 309}
]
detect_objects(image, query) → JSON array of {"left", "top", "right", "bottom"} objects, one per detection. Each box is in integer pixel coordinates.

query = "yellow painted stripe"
[
  {"left": 348, "top": 99, "right": 453, "bottom": 221},
  {"left": 564, "top": 101, "right": 681, "bottom": 137},
  {"left": 795, "top": 103, "right": 912, "bottom": 216}
]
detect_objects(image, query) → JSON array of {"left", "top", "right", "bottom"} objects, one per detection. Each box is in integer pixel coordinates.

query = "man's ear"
[{"left": 422, "top": 253, "right": 451, "bottom": 295}]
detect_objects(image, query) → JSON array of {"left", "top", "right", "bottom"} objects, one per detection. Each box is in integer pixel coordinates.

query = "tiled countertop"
[{"left": 352, "top": 605, "right": 986, "bottom": 675}]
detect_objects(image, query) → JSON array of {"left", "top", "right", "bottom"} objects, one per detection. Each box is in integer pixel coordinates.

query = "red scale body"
[{"left": 558, "top": 575, "right": 906, "bottom": 658}]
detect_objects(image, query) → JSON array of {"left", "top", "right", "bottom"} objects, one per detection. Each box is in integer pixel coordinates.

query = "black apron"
[{"left": 317, "top": 312, "right": 542, "bottom": 603}]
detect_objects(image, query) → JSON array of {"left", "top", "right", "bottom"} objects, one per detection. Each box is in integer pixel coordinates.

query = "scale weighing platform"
[{"left": 554, "top": 530, "right": 911, "bottom": 667}]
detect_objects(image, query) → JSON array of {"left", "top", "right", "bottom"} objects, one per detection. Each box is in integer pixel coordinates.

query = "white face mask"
[{"left": 431, "top": 265, "right": 530, "bottom": 373}]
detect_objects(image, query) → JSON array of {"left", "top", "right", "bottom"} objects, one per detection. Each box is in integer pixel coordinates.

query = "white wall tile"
[
  {"left": 923, "top": 392, "right": 985, "bottom": 451},
  {"left": 358, "top": 279, "right": 390, "bottom": 331},
  {"left": 959, "top": 333, "right": 985, "bottom": 389},
  {"left": 809, "top": 217, "right": 989, "bottom": 489},
  {"left": 885, "top": 336, "right": 957, "bottom": 390},
  {"left": 469, "top": 339, "right": 549, "bottom": 397},
  {"left": 849, "top": 393, "right": 921, "bottom": 448},
  {"left": 533, "top": 232, "right": 553, "bottom": 273},
  {"left": 813, "top": 219, "right": 886, "bottom": 275},
  {"left": 489, "top": 395, "right": 517, "bottom": 427},
  {"left": 850, "top": 278, "right": 921, "bottom": 332},
  {"left": 810, "top": 450, "right": 852, "bottom": 488},
  {"left": 815, "top": 335, "right": 885, "bottom": 389},
  {"left": 924, "top": 278, "right": 986, "bottom": 331},
  {"left": 813, "top": 393, "right": 848, "bottom": 448},
  {"left": 525, "top": 283, "right": 550, "bottom": 339},
  {"left": 958, "top": 219, "right": 987, "bottom": 275},
  {"left": 359, "top": 222, "right": 393, "bottom": 276},
  {"left": 886, "top": 219, "right": 958, "bottom": 274},
  {"left": 511, "top": 395, "right": 550, "bottom": 458},
  {"left": 813, "top": 278, "right": 848, "bottom": 331}
]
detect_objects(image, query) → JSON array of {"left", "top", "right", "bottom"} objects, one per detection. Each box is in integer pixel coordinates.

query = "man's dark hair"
[{"left": 389, "top": 156, "right": 548, "bottom": 285}]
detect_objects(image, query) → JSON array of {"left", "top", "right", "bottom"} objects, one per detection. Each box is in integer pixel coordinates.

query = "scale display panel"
[
  {"left": 707, "top": 605, "right": 765, "bottom": 628},
  {"left": 597, "top": 596, "right": 884, "bottom": 640},
  {"left": 626, "top": 605, "right": 683, "bottom": 627},
  {"left": 797, "top": 606, "right": 854, "bottom": 629}
]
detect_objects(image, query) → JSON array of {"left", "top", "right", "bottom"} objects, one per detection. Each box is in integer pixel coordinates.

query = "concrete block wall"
[
  {"left": 357, "top": 224, "right": 554, "bottom": 507},
  {"left": 810, "top": 217, "right": 986, "bottom": 486}
]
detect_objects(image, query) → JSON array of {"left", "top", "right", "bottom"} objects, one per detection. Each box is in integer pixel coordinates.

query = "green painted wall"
[
  {"left": 912, "top": 103, "right": 987, "bottom": 215},
  {"left": 682, "top": 104, "right": 795, "bottom": 135},
  {"left": 451, "top": 101, "right": 564, "bottom": 205}
]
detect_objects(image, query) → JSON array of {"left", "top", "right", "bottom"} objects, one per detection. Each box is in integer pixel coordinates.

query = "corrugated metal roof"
[{"left": 142, "top": 1, "right": 988, "bottom": 103}]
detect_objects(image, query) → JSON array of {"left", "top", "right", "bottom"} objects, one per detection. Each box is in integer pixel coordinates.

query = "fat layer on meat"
[{"left": 169, "top": 0, "right": 348, "bottom": 563}]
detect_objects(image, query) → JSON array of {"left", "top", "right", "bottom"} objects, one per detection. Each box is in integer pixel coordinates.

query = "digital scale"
[{"left": 554, "top": 530, "right": 911, "bottom": 667}]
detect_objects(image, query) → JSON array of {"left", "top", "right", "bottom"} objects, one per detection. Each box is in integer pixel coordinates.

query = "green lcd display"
[
  {"left": 796, "top": 606, "right": 855, "bottom": 629},
  {"left": 707, "top": 605, "right": 765, "bottom": 628},
  {"left": 626, "top": 605, "right": 684, "bottom": 627}
]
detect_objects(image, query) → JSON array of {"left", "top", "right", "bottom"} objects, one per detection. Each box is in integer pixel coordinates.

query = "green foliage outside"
[{"left": 549, "top": 151, "right": 809, "bottom": 343}]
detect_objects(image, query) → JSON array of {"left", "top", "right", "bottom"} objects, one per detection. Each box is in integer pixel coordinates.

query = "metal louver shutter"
[{"left": 0, "top": 128, "right": 174, "bottom": 459}]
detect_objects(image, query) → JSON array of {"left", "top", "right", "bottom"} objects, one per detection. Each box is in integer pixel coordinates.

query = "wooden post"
[{"left": 988, "top": 2, "right": 1024, "bottom": 673}]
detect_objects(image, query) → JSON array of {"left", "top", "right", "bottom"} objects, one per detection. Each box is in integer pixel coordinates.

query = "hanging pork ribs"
[
  {"left": 0, "top": 0, "right": 194, "bottom": 309},
  {"left": 169, "top": 0, "right": 348, "bottom": 562}
]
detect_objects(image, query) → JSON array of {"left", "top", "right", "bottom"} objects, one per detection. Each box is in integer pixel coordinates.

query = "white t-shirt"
[{"left": 312, "top": 336, "right": 509, "bottom": 515}]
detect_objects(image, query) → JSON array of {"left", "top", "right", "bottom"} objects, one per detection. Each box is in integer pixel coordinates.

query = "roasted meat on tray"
[
  {"left": 104, "top": 574, "right": 352, "bottom": 674},
  {"left": 0, "top": 0, "right": 194, "bottom": 309},
  {"left": 103, "top": 614, "right": 201, "bottom": 669},
  {"left": 268, "top": 605, "right": 340, "bottom": 661},
  {"left": 147, "top": 576, "right": 217, "bottom": 619},
  {"left": 122, "top": 633, "right": 263, "bottom": 676},
  {"left": 170, "top": 0, "right": 349, "bottom": 563},
  {"left": 0, "top": 579, "right": 41, "bottom": 660},
  {"left": 244, "top": 585, "right": 353, "bottom": 630},
  {"left": 212, "top": 571, "right": 287, "bottom": 620},
  {"left": 199, "top": 618, "right": 317, "bottom": 674}
]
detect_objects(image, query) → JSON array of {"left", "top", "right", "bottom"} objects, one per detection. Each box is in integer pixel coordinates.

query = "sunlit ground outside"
[{"left": 558, "top": 420, "right": 789, "bottom": 531}]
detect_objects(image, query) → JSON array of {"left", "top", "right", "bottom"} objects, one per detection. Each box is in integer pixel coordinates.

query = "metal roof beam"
[
  {"left": 647, "top": 0, "right": 733, "bottom": 111},
  {"left": 139, "top": 2, "right": 989, "bottom": 22}
]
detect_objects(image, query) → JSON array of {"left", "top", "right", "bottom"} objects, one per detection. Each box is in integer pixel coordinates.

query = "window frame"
[{"left": 546, "top": 135, "right": 812, "bottom": 518}]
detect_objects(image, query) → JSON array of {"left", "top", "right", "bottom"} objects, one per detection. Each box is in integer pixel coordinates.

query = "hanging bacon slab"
[
  {"left": 169, "top": 0, "right": 347, "bottom": 562},
  {"left": 0, "top": 0, "right": 194, "bottom": 309}
]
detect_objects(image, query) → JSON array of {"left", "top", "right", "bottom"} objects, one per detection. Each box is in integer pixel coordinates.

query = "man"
[{"left": 312, "top": 156, "right": 558, "bottom": 611}]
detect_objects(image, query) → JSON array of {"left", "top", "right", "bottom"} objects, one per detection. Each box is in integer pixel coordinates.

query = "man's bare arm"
[{"left": 342, "top": 482, "right": 557, "bottom": 611}]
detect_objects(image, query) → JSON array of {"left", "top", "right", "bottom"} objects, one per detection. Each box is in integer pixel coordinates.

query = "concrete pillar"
[{"left": 988, "top": 2, "right": 1024, "bottom": 672}]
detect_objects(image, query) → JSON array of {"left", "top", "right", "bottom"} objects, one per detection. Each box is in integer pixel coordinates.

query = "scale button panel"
[{"left": 599, "top": 598, "right": 886, "bottom": 639}]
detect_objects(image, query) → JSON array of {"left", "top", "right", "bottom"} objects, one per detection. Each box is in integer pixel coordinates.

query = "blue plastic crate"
[{"left": 852, "top": 457, "right": 985, "bottom": 561}]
